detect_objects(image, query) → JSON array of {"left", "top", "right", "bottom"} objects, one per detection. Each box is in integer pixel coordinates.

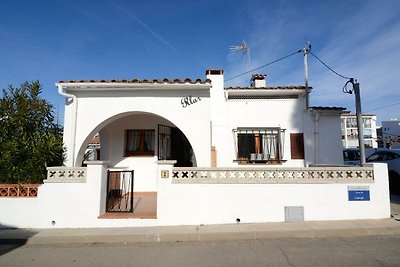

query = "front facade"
[
  {"left": 60, "top": 70, "right": 345, "bottom": 192},
  {"left": 341, "top": 114, "right": 378, "bottom": 149},
  {"left": 0, "top": 70, "right": 391, "bottom": 229}
]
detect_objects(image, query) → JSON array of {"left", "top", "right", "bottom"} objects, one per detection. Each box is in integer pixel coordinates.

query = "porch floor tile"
[{"left": 99, "top": 192, "right": 157, "bottom": 219}]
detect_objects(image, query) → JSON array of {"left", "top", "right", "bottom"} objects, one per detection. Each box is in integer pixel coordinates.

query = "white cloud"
[{"left": 112, "top": 4, "right": 177, "bottom": 54}]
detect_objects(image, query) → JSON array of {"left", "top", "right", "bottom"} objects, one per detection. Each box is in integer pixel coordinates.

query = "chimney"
[
  {"left": 206, "top": 69, "right": 224, "bottom": 76},
  {"left": 250, "top": 74, "right": 266, "bottom": 88}
]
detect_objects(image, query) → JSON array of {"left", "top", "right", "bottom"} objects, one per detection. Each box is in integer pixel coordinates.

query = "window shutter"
[{"left": 290, "top": 133, "right": 305, "bottom": 159}]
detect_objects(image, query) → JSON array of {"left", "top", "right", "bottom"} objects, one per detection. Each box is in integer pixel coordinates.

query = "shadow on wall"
[
  {"left": 0, "top": 224, "right": 37, "bottom": 256},
  {"left": 391, "top": 193, "right": 400, "bottom": 204}
]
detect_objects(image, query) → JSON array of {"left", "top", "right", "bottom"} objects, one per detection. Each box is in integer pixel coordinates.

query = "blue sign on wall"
[{"left": 348, "top": 186, "right": 370, "bottom": 201}]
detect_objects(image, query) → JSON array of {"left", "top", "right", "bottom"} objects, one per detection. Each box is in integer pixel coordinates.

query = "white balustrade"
[
  {"left": 172, "top": 166, "right": 374, "bottom": 184},
  {"left": 45, "top": 167, "right": 87, "bottom": 183}
]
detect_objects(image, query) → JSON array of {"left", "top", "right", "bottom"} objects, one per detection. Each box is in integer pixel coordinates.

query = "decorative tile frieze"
[
  {"left": 172, "top": 167, "right": 374, "bottom": 184},
  {"left": 0, "top": 184, "right": 39, "bottom": 197},
  {"left": 45, "top": 167, "right": 87, "bottom": 183}
]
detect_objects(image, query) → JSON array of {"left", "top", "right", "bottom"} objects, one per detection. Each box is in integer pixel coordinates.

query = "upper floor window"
[
  {"left": 346, "top": 118, "right": 357, "bottom": 128},
  {"left": 363, "top": 118, "right": 372, "bottom": 128},
  {"left": 363, "top": 128, "right": 372, "bottom": 138},
  {"left": 233, "top": 128, "right": 285, "bottom": 163},
  {"left": 125, "top": 129, "right": 155, "bottom": 156}
]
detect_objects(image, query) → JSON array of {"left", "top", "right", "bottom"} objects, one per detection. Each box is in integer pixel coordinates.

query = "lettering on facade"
[{"left": 181, "top": 95, "right": 201, "bottom": 108}]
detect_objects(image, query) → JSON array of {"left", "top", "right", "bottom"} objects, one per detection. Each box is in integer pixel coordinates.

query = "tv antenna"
[{"left": 229, "top": 40, "right": 251, "bottom": 73}]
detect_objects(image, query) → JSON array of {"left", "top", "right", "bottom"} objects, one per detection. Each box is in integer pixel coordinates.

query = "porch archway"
[{"left": 75, "top": 111, "right": 197, "bottom": 168}]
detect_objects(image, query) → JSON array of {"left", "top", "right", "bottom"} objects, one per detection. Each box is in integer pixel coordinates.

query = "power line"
[
  {"left": 224, "top": 50, "right": 302, "bottom": 82},
  {"left": 366, "top": 101, "right": 400, "bottom": 112},
  {"left": 309, "top": 51, "right": 351, "bottom": 80}
]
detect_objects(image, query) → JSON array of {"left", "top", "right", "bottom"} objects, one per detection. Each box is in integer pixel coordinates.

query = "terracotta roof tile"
[
  {"left": 251, "top": 74, "right": 267, "bottom": 81},
  {"left": 225, "top": 86, "right": 308, "bottom": 90},
  {"left": 89, "top": 135, "right": 100, "bottom": 144},
  {"left": 59, "top": 78, "right": 211, "bottom": 85}
]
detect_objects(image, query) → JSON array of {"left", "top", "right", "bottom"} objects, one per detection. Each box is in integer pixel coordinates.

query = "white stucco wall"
[
  {"left": 157, "top": 164, "right": 390, "bottom": 225},
  {"left": 0, "top": 163, "right": 390, "bottom": 228},
  {"left": 60, "top": 84, "right": 211, "bottom": 186},
  {"left": 207, "top": 77, "right": 314, "bottom": 167},
  {"left": 225, "top": 97, "right": 308, "bottom": 167},
  {"left": 206, "top": 73, "right": 336, "bottom": 168},
  {"left": 61, "top": 86, "right": 211, "bottom": 169},
  {"left": 208, "top": 72, "right": 232, "bottom": 167},
  {"left": 100, "top": 114, "right": 175, "bottom": 191},
  {"left": 61, "top": 76, "right": 346, "bottom": 171},
  {"left": 316, "top": 113, "right": 344, "bottom": 165}
]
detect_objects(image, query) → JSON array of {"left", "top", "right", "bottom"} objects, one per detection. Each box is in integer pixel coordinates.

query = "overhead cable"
[
  {"left": 224, "top": 50, "right": 302, "bottom": 82},
  {"left": 366, "top": 101, "right": 400, "bottom": 112},
  {"left": 309, "top": 51, "right": 351, "bottom": 80}
]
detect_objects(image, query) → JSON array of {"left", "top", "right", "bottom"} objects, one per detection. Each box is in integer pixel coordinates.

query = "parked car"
[
  {"left": 366, "top": 150, "right": 400, "bottom": 194},
  {"left": 343, "top": 148, "right": 390, "bottom": 165},
  {"left": 343, "top": 149, "right": 360, "bottom": 165}
]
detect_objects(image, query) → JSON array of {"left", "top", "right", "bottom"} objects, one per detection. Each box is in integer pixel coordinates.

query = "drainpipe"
[
  {"left": 313, "top": 111, "right": 320, "bottom": 164},
  {"left": 57, "top": 84, "right": 78, "bottom": 167}
]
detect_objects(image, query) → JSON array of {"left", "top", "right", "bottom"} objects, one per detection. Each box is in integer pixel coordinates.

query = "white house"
[
  {"left": 0, "top": 70, "right": 391, "bottom": 229},
  {"left": 53, "top": 70, "right": 350, "bottom": 197},
  {"left": 61, "top": 70, "right": 344, "bottom": 176}
]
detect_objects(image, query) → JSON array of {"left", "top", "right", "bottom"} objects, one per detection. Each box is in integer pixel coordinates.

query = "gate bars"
[{"left": 106, "top": 170, "right": 134, "bottom": 212}]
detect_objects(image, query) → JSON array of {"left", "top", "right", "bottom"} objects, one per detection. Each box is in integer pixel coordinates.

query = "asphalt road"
[{"left": 1, "top": 235, "right": 400, "bottom": 267}]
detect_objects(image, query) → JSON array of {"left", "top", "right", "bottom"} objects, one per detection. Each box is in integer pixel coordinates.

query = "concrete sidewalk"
[{"left": 1, "top": 218, "right": 400, "bottom": 245}]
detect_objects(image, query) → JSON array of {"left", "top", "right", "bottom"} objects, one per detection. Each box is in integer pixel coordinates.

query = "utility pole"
[
  {"left": 303, "top": 42, "right": 311, "bottom": 109},
  {"left": 305, "top": 45, "right": 365, "bottom": 165},
  {"left": 353, "top": 80, "right": 366, "bottom": 165}
]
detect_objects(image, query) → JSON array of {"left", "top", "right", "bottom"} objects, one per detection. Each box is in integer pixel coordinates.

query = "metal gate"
[{"left": 106, "top": 170, "right": 134, "bottom": 212}]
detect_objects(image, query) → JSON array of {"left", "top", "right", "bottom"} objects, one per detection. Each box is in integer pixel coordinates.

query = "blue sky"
[{"left": 0, "top": 0, "right": 399, "bottom": 125}]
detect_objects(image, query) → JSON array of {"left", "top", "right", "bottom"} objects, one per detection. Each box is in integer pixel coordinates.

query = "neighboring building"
[
  {"left": 376, "top": 126, "right": 384, "bottom": 148},
  {"left": 341, "top": 114, "right": 378, "bottom": 148},
  {"left": 85, "top": 135, "right": 100, "bottom": 161},
  {"left": 382, "top": 119, "right": 400, "bottom": 149}
]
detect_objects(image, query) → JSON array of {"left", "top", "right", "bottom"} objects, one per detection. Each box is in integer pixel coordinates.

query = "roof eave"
[
  {"left": 310, "top": 107, "right": 348, "bottom": 115},
  {"left": 226, "top": 89, "right": 306, "bottom": 97},
  {"left": 55, "top": 82, "right": 212, "bottom": 91}
]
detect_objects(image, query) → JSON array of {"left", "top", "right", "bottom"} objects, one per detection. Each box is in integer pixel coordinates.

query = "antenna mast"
[{"left": 230, "top": 40, "right": 251, "bottom": 73}]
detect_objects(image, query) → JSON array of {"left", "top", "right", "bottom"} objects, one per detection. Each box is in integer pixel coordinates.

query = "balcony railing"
[
  {"left": 46, "top": 167, "right": 87, "bottom": 183},
  {"left": 172, "top": 166, "right": 374, "bottom": 184}
]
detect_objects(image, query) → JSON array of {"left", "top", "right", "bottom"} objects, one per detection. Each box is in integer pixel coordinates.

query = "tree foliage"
[{"left": 0, "top": 81, "right": 64, "bottom": 183}]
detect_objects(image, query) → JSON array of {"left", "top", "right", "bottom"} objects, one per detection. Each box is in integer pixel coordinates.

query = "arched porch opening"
[
  {"left": 76, "top": 111, "right": 197, "bottom": 169},
  {"left": 75, "top": 111, "right": 202, "bottom": 217}
]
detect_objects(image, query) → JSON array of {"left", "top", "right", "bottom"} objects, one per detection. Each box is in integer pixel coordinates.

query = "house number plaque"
[{"left": 161, "top": 170, "right": 169, "bottom": 178}]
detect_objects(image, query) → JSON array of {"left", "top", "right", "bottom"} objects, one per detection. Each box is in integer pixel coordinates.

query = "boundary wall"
[{"left": 0, "top": 162, "right": 390, "bottom": 228}]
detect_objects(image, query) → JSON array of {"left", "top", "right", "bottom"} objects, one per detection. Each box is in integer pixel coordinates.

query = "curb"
[
  {"left": 20, "top": 228, "right": 400, "bottom": 245},
  {"left": 0, "top": 221, "right": 399, "bottom": 245}
]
